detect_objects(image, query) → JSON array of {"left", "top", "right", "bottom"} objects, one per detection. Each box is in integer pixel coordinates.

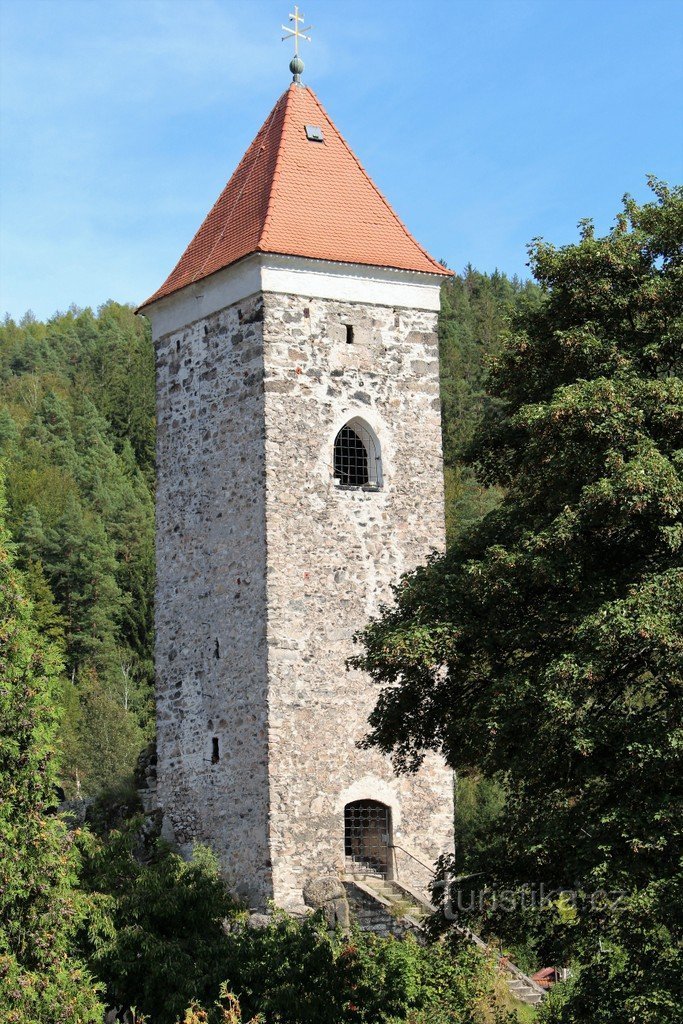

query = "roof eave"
[{"left": 137, "top": 248, "right": 451, "bottom": 315}]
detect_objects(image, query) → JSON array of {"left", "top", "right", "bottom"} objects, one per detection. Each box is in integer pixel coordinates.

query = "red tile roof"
[{"left": 140, "top": 84, "right": 449, "bottom": 309}]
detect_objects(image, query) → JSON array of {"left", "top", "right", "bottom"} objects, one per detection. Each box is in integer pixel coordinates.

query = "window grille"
[
  {"left": 333, "top": 418, "right": 382, "bottom": 489},
  {"left": 344, "top": 799, "right": 391, "bottom": 877}
]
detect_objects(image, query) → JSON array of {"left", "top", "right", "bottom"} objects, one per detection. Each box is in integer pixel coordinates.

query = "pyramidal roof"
[{"left": 140, "top": 84, "right": 449, "bottom": 309}]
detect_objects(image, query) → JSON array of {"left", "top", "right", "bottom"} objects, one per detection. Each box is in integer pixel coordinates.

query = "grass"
[{"left": 514, "top": 1003, "right": 539, "bottom": 1022}]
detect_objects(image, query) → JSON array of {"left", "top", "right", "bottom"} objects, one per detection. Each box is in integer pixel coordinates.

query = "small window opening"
[
  {"left": 305, "top": 124, "right": 324, "bottom": 143},
  {"left": 211, "top": 737, "right": 220, "bottom": 764},
  {"left": 345, "top": 324, "right": 354, "bottom": 344},
  {"left": 333, "top": 417, "right": 382, "bottom": 489},
  {"left": 175, "top": 339, "right": 180, "bottom": 352},
  {"left": 214, "top": 638, "right": 220, "bottom": 660}
]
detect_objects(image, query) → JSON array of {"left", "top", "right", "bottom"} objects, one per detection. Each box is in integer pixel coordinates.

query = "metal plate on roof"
[{"left": 305, "top": 124, "right": 324, "bottom": 143}]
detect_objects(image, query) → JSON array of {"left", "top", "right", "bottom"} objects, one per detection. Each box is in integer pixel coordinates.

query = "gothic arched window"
[{"left": 333, "top": 418, "right": 382, "bottom": 489}]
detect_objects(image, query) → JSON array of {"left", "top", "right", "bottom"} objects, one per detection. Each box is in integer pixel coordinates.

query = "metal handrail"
[{"left": 388, "top": 842, "right": 434, "bottom": 875}]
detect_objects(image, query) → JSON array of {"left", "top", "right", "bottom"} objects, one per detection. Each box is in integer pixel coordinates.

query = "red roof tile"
[{"left": 140, "top": 84, "right": 449, "bottom": 309}]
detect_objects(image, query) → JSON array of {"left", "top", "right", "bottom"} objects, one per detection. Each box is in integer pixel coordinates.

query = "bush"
[
  {"left": 78, "top": 821, "right": 513, "bottom": 1024},
  {"left": 204, "top": 911, "right": 513, "bottom": 1024},
  {"left": 78, "top": 824, "right": 241, "bottom": 1023}
]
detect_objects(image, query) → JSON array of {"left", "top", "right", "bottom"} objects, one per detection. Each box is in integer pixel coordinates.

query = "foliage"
[
  {"left": 0, "top": 302, "right": 155, "bottom": 795},
  {"left": 77, "top": 825, "right": 240, "bottom": 1024},
  {"left": 439, "top": 268, "right": 541, "bottom": 541},
  {"left": 178, "top": 986, "right": 265, "bottom": 1024},
  {"left": 76, "top": 815, "right": 511, "bottom": 1024},
  {"left": 0, "top": 476, "right": 104, "bottom": 1022},
  {"left": 355, "top": 180, "right": 683, "bottom": 1022},
  {"left": 194, "top": 910, "right": 512, "bottom": 1024},
  {"left": 453, "top": 772, "right": 506, "bottom": 875}
]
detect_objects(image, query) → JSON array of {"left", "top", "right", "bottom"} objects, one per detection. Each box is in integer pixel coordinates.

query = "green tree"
[
  {"left": 78, "top": 828, "right": 240, "bottom": 1024},
  {"left": 438, "top": 267, "right": 541, "bottom": 541},
  {"left": 0, "top": 479, "right": 104, "bottom": 1022},
  {"left": 355, "top": 180, "right": 683, "bottom": 1023},
  {"left": 453, "top": 772, "right": 506, "bottom": 875},
  {"left": 1, "top": 302, "right": 156, "bottom": 798},
  {"left": 59, "top": 667, "right": 147, "bottom": 796},
  {"left": 43, "top": 493, "right": 124, "bottom": 677}
]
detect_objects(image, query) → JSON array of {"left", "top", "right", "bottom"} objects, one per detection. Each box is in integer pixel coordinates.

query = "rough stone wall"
[
  {"left": 262, "top": 292, "right": 454, "bottom": 911},
  {"left": 154, "top": 293, "right": 273, "bottom": 906},
  {"left": 154, "top": 286, "right": 454, "bottom": 912}
]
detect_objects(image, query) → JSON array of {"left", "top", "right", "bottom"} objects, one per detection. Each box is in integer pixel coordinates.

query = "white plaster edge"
[
  {"left": 142, "top": 255, "right": 263, "bottom": 342},
  {"left": 260, "top": 254, "right": 445, "bottom": 313},
  {"left": 141, "top": 254, "right": 446, "bottom": 340}
]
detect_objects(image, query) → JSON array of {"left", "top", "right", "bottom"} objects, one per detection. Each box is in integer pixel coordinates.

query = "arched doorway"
[{"left": 344, "top": 799, "right": 392, "bottom": 877}]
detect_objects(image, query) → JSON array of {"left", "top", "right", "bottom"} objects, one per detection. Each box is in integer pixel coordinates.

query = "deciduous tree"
[{"left": 355, "top": 180, "right": 683, "bottom": 1023}]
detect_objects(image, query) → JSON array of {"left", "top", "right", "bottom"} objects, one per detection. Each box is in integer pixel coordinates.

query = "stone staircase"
[
  {"left": 354, "top": 876, "right": 545, "bottom": 1008},
  {"left": 361, "top": 877, "right": 430, "bottom": 926}
]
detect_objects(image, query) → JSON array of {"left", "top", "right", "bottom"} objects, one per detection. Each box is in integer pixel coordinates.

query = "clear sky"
[{"left": 1, "top": 0, "right": 681, "bottom": 320}]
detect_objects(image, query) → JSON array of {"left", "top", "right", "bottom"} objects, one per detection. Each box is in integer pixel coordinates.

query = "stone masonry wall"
[
  {"left": 154, "top": 293, "right": 273, "bottom": 906},
  {"left": 154, "top": 285, "right": 454, "bottom": 912},
  {"left": 262, "top": 292, "right": 454, "bottom": 911}
]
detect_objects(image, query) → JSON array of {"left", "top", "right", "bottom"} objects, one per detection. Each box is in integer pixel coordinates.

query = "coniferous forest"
[
  {"left": 1, "top": 182, "right": 681, "bottom": 1024},
  {"left": 0, "top": 303, "right": 156, "bottom": 798},
  {"left": 0, "top": 270, "right": 535, "bottom": 803}
]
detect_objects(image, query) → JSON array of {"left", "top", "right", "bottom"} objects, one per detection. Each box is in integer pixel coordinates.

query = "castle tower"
[{"left": 139, "top": 69, "right": 454, "bottom": 911}]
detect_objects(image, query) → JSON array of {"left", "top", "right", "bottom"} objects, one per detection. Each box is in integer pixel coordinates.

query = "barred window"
[{"left": 333, "top": 418, "right": 382, "bottom": 489}]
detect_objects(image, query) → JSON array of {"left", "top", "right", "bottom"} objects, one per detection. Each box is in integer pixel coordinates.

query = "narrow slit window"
[
  {"left": 211, "top": 737, "right": 220, "bottom": 764},
  {"left": 333, "top": 418, "right": 382, "bottom": 489},
  {"left": 345, "top": 324, "right": 354, "bottom": 344}
]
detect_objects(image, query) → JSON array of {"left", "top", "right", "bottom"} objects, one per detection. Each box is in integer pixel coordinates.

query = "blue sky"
[{"left": 1, "top": 0, "right": 681, "bottom": 320}]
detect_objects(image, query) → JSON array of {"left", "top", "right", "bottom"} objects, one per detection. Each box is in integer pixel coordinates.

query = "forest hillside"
[{"left": 0, "top": 269, "right": 538, "bottom": 798}]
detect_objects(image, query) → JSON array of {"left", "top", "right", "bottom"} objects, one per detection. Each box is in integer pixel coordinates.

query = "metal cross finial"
[{"left": 282, "top": 5, "right": 311, "bottom": 82}]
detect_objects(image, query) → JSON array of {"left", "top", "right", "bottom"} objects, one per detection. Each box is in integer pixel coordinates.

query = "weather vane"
[{"left": 282, "top": 6, "right": 312, "bottom": 83}]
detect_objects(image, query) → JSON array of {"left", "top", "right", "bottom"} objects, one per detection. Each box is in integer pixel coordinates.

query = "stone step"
[
  {"left": 357, "top": 877, "right": 545, "bottom": 1007},
  {"left": 360, "top": 879, "right": 428, "bottom": 921},
  {"left": 506, "top": 980, "right": 543, "bottom": 1005}
]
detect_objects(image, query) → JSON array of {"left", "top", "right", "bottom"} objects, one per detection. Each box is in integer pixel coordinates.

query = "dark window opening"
[
  {"left": 211, "top": 737, "right": 220, "bottom": 764},
  {"left": 345, "top": 324, "right": 354, "bottom": 344},
  {"left": 214, "top": 638, "right": 220, "bottom": 659},
  {"left": 305, "top": 124, "right": 325, "bottom": 143},
  {"left": 333, "top": 418, "right": 382, "bottom": 489},
  {"left": 334, "top": 425, "right": 369, "bottom": 486},
  {"left": 344, "top": 800, "right": 391, "bottom": 877}
]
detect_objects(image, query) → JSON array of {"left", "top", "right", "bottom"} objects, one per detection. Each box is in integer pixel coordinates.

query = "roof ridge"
[
  {"left": 190, "top": 89, "right": 288, "bottom": 284},
  {"left": 258, "top": 84, "right": 295, "bottom": 251},
  {"left": 139, "top": 84, "right": 449, "bottom": 310},
  {"left": 305, "top": 87, "right": 445, "bottom": 275}
]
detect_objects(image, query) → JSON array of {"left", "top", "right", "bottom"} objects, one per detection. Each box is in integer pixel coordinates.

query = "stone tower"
[{"left": 138, "top": 79, "right": 454, "bottom": 911}]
